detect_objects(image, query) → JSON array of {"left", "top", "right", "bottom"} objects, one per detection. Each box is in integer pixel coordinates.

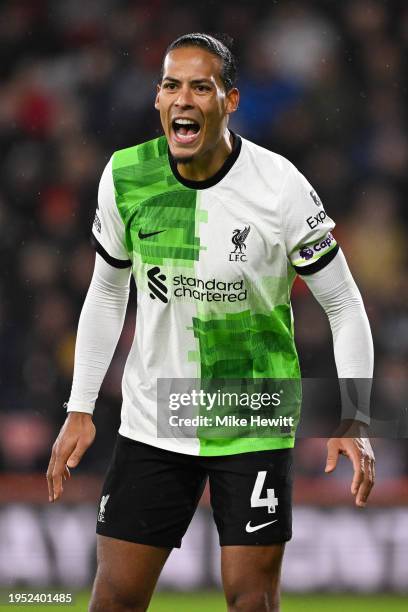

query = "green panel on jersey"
[
  {"left": 191, "top": 305, "right": 300, "bottom": 456},
  {"left": 111, "top": 136, "right": 201, "bottom": 265},
  {"left": 199, "top": 436, "right": 295, "bottom": 455},
  {"left": 192, "top": 306, "right": 299, "bottom": 379}
]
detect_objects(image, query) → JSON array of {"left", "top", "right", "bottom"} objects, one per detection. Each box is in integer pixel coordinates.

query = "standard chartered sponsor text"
[
  {"left": 173, "top": 274, "right": 247, "bottom": 302},
  {"left": 169, "top": 389, "right": 282, "bottom": 411}
]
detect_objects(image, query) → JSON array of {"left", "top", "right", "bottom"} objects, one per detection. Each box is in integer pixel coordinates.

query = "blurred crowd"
[{"left": 0, "top": 0, "right": 407, "bottom": 479}]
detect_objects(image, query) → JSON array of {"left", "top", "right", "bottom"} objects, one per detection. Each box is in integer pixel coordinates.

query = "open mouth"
[{"left": 171, "top": 118, "right": 201, "bottom": 144}]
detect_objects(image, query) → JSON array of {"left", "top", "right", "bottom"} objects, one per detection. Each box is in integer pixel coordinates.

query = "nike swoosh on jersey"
[
  {"left": 138, "top": 229, "right": 166, "bottom": 239},
  {"left": 245, "top": 519, "right": 277, "bottom": 533}
]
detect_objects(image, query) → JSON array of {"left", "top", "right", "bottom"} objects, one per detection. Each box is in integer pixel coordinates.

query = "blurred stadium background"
[{"left": 0, "top": 0, "right": 407, "bottom": 609}]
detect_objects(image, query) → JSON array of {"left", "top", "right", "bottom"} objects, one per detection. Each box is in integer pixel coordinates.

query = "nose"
[{"left": 174, "top": 84, "right": 194, "bottom": 108}]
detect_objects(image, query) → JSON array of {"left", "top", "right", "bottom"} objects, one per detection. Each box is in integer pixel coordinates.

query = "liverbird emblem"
[
  {"left": 231, "top": 226, "right": 250, "bottom": 254},
  {"left": 98, "top": 494, "right": 110, "bottom": 522}
]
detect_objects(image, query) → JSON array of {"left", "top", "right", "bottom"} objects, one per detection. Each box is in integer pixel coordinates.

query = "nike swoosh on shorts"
[{"left": 245, "top": 519, "right": 278, "bottom": 533}]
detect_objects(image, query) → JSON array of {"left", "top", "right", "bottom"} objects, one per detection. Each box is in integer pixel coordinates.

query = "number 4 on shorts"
[{"left": 250, "top": 471, "right": 279, "bottom": 514}]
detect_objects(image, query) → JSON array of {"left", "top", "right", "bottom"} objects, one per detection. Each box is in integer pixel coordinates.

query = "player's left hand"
[{"left": 325, "top": 427, "right": 375, "bottom": 507}]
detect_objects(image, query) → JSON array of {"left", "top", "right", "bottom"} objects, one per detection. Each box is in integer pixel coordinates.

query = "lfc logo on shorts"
[
  {"left": 98, "top": 494, "right": 110, "bottom": 522},
  {"left": 229, "top": 225, "right": 250, "bottom": 262}
]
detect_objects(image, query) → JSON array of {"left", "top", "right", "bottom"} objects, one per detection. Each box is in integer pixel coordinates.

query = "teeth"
[{"left": 174, "top": 118, "right": 196, "bottom": 125}]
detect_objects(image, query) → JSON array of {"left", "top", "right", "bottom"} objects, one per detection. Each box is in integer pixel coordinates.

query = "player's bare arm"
[{"left": 46, "top": 412, "right": 96, "bottom": 502}]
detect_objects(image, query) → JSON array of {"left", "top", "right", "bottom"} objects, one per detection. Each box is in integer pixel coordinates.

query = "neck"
[{"left": 176, "top": 130, "right": 233, "bottom": 182}]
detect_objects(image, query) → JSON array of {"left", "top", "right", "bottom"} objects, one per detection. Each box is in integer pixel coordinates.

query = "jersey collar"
[{"left": 168, "top": 132, "right": 242, "bottom": 190}]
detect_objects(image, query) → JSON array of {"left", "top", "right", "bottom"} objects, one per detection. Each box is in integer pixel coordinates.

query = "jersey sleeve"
[
  {"left": 280, "top": 163, "right": 339, "bottom": 275},
  {"left": 91, "top": 157, "right": 132, "bottom": 268}
]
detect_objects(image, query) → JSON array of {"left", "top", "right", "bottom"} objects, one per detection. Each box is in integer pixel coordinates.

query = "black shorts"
[{"left": 96, "top": 435, "right": 293, "bottom": 548}]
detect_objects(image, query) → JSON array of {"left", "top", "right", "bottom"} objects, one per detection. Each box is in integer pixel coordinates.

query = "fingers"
[
  {"left": 355, "top": 454, "right": 375, "bottom": 508},
  {"left": 50, "top": 440, "right": 76, "bottom": 502},
  {"left": 46, "top": 436, "right": 78, "bottom": 502},
  {"left": 347, "top": 440, "right": 375, "bottom": 507},
  {"left": 325, "top": 437, "right": 375, "bottom": 508},
  {"left": 67, "top": 441, "right": 89, "bottom": 468},
  {"left": 47, "top": 449, "right": 70, "bottom": 502},
  {"left": 67, "top": 427, "right": 95, "bottom": 468},
  {"left": 46, "top": 415, "right": 96, "bottom": 503},
  {"left": 325, "top": 441, "right": 339, "bottom": 473},
  {"left": 350, "top": 451, "right": 365, "bottom": 497},
  {"left": 46, "top": 448, "right": 56, "bottom": 502}
]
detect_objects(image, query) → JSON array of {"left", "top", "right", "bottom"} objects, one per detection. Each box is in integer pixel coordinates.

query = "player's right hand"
[{"left": 46, "top": 411, "right": 96, "bottom": 503}]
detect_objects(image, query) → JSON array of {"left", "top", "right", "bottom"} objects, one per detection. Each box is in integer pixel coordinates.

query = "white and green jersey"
[{"left": 92, "top": 133, "right": 338, "bottom": 456}]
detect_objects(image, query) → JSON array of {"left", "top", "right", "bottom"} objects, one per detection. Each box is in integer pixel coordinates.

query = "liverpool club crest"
[{"left": 229, "top": 226, "right": 250, "bottom": 262}]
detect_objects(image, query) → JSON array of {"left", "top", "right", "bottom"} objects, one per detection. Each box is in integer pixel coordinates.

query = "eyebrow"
[{"left": 162, "top": 76, "right": 213, "bottom": 85}]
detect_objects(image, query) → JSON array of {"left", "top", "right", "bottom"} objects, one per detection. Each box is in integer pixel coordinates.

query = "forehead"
[{"left": 163, "top": 46, "right": 223, "bottom": 82}]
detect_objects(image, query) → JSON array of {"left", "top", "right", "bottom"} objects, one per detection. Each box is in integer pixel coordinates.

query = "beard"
[{"left": 172, "top": 154, "right": 195, "bottom": 164}]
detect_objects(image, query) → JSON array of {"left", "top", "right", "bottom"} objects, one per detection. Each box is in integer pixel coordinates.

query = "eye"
[
  {"left": 163, "top": 82, "right": 177, "bottom": 90},
  {"left": 196, "top": 85, "right": 210, "bottom": 92}
]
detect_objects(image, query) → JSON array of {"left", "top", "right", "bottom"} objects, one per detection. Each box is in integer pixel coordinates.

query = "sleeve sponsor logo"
[
  {"left": 309, "top": 189, "right": 322, "bottom": 207},
  {"left": 93, "top": 203, "right": 101, "bottom": 233},
  {"left": 299, "top": 233, "right": 335, "bottom": 261},
  {"left": 306, "top": 210, "right": 327, "bottom": 229},
  {"left": 93, "top": 213, "right": 101, "bottom": 233},
  {"left": 299, "top": 246, "right": 314, "bottom": 260}
]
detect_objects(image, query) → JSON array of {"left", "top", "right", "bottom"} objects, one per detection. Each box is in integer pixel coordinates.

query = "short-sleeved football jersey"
[{"left": 91, "top": 133, "right": 338, "bottom": 455}]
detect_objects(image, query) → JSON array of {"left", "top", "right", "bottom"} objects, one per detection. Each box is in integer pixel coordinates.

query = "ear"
[
  {"left": 154, "top": 83, "right": 161, "bottom": 110},
  {"left": 225, "top": 88, "right": 239, "bottom": 116}
]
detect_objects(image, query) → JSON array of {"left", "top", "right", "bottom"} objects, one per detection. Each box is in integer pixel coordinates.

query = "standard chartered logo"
[
  {"left": 147, "top": 266, "right": 168, "bottom": 303},
  {"left": 146, "top": 268, "right": 247, "bottom": 303},
  {"left": 173, "top": 274, "right": 247, "bottom": 302}
]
